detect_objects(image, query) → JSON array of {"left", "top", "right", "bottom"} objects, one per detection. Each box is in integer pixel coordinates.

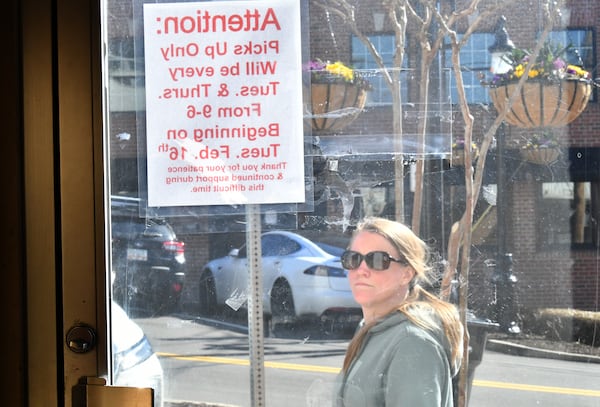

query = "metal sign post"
[{"left": 246, "top": 203, "right": 265, "bottom": 407}]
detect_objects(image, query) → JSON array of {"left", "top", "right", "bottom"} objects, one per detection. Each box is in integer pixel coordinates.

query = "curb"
[{"left": 486, "top": 339, "right": 600, "bottom": 364}]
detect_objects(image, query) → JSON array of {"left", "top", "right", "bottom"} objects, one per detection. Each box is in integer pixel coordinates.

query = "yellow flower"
[
  {"left": 568, "top": 65, "right": 588, "bottom": 78},
  {"left": 325, "top": 61, "right": 354, "bottom": 82},
  {"left": 528, "top": 68, "right": 540, "bottom": 78},
  {"left": 514, "top": 64, "right": 525, "bottom": 78}
]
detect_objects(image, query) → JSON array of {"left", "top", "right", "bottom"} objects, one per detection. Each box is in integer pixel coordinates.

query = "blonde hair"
[{"left": 342, "top": 217, "right": 464, "bottom": 374}]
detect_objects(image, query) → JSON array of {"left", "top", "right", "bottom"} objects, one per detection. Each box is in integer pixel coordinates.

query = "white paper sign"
[{"left": 143, "top": 0, "right": 304, "bottom": 207}]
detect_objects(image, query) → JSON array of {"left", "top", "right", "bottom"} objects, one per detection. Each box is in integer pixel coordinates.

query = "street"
[{"left": 136, "top": 314, "right": 600, "bottom": 407}]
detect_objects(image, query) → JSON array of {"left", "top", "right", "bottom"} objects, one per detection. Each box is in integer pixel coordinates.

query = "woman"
[{"left": 335, "top": 217, "right": 464, "bottom": 407}]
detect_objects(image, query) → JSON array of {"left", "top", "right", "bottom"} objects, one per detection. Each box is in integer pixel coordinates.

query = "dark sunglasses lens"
[
  {"left": 341, "top": 251, "right": 362, "bottom": 269},
  {"left": 366, "top": 252, "right": 390, "bottom": 270},
  {"left": 341, "top": 251, "right": 393, "bottom": 270}
]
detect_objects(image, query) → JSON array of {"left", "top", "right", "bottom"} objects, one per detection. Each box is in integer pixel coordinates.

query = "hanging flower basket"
[
  {"left": 519, "top": 131, "right": 561, "bottom": 165},
  {"left": 520, "top": 148, "right": 561, "bottom": 165},
  {"left": 304, "top": 82, "right": 367, "bottom": 133},
  {"left": 489, "top": 80, "right": 591, "bottom": 128},
  {"left": 483, "top": 41, "right": 597, "bottom": 128},
  {"left": 303, "top": 59, "right": 370, "bottom": 134}
]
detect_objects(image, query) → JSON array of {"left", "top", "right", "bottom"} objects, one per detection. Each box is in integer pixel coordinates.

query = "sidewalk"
[{"left": 486, "top": 338, "right": 600, "bottom": 364}]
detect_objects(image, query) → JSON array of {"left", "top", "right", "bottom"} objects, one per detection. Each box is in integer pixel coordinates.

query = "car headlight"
[
  {"left": 304, "top": 265, "right": 347, "bottom": 278},
  {"left": 114, "top": 335, "right": 156, "bottom": 376}
]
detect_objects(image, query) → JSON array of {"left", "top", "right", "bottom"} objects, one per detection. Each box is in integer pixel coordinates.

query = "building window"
[
  {"left": 107, "top": 38, "right": 145, "bottom": 112},
  {"left": 351, "top": 34, "right": 408, "bottom": 106},
  {"left": 548, "top": 28, "right": 596, "bottom": 100},
  {"left": 548, "top": 28, "right": 595, "bottom": 68},
  {"left": 539, "top": 182, "right": 600, "bottom": 248},
  {"left": 444, "top": 33, "right": 495, "bottom": 104}
]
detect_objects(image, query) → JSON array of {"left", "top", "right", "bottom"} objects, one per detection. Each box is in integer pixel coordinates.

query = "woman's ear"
[{"left": 400, "top": 266, "right": 416, "bottom": 285}]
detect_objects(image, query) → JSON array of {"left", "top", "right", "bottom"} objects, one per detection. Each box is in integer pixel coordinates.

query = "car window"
[
  {"left": 316, "top": 242, "right": 345, "bottom": 257},
  {"left": 261, "top": 234, "right": 301, "bottom": 257},
  {"left": 112, "top": 217, "right": 175, "bottom": 239},
  {"left": 141, "top": 222, "right": 175, "bottom": 239}
]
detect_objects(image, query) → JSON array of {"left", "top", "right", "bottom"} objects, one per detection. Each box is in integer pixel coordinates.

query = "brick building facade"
[
  {"left": 106, "top": 0, "right": 600, "bottom": 319},
  {"left": 302, "top": 0, "right": 600, "bottom": 316}
]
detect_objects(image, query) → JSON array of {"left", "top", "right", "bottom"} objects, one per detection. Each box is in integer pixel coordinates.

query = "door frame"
[{"left": 23, "top": 0, "right": 105, "bottom": 405}]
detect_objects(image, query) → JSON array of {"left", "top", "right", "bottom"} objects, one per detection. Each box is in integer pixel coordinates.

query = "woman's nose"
[{"left": 350, "top": 260, "right": 371, "bottom": 275}]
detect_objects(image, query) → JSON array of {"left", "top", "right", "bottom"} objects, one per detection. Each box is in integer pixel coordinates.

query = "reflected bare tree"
[{"left": 309, "top": 1, "right": 562, "bottom": 405}]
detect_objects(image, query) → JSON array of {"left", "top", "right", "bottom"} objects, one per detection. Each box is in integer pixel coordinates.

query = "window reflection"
[
  {"left": 540, "top": 181, "right": 600, "bottom": 247},
  {"left": 351, "top": 34, "right": 398, "bottom": 105},
  {"left": 102, "top": 0, "right": 600, "bottom": 406},
  {"left": 548, "top": 28, "right": 597, "bottom": 101},
  {"left": 444, "top": 33, "right": 496, "bottom": 104}
]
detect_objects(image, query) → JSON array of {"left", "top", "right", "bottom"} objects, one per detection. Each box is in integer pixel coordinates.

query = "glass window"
[
  {"left": 101, "top": 2, "right": 600, "bottom": 407},
  {"left": 262, "top": 234, "right": 301, "bottom": 256},
  {"left": 444, "top": 33, "right": 495, "bottom": 104},
  {"left": 548, "top": 28, "right": 596, "bottom": 100},
  {"left": 107, "top": 37, "right": 146, "bottom": 112},
  {"left": 548, "top": 28, "right": 595, "bottom": 68},
  {"left": 351, "top": 34, "right": 408, "bottom": 106},
  {"left": 539, "top": 181, "right": 600, "bottom": 248}
]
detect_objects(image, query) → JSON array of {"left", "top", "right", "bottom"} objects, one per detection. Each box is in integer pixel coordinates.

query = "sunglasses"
[{"left": 341, "top": 250, "right": 408, "bottom": 271}]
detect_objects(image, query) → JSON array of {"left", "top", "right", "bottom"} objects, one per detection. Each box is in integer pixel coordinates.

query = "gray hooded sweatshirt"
[{"left": 335, "top": 311, "right": 457, "bottom": 407}]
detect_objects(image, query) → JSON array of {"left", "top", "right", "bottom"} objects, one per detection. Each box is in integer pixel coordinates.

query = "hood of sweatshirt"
[{"left": 367, "top": 310, "right": 459, "bottom": 376}]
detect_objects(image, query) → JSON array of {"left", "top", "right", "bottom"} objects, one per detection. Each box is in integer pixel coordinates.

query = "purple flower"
[
  {"left": 304, "top": 60, "right": 326, "bottom": 71},
  {"left": 481, "top": 40, "right": 595, "bottom": 88},
  {"left": 553, "top": 58, "right": 567, "bottom": 70}
]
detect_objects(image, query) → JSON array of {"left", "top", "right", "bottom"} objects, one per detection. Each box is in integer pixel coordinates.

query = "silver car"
[{"left": 198, "top": 231, "right": 361, "bottom": 329}]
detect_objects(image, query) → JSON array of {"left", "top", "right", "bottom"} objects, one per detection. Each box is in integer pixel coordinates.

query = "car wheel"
[
  {"left": 270, "top": 280, "right": 295, "bottom": 328},
  {"left": 198, "top": 270, "right": 217, "bottom": 316}
]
